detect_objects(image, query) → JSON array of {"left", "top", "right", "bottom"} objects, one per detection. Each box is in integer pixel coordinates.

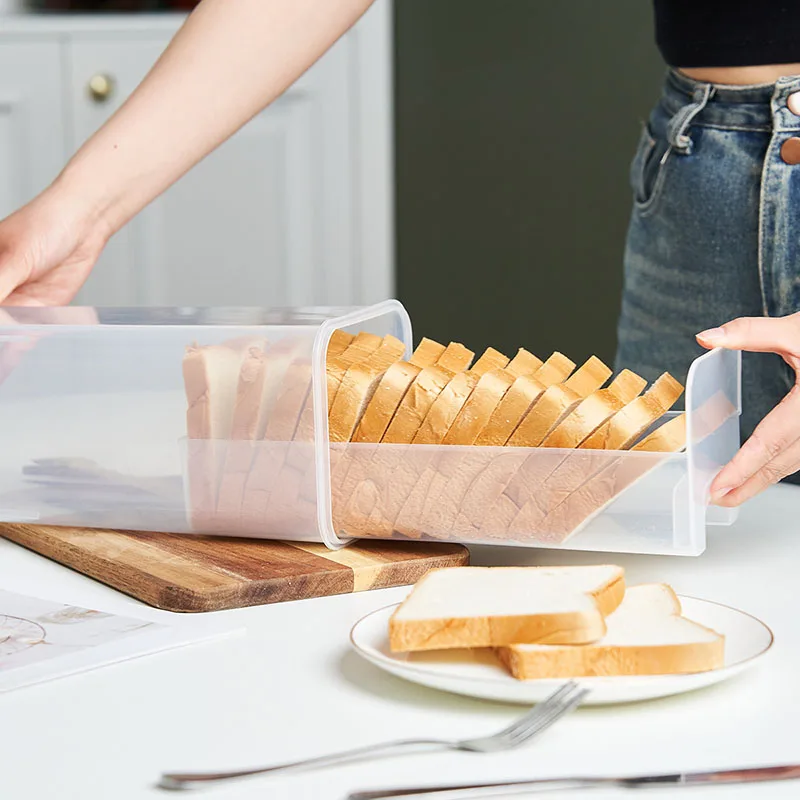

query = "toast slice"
[
  {"left": 527, "top": 413, "right": 688, "bottom": 544},
  {"left": 328, "top": 335, "right": 406, "bottom": 442},
  {"left": 413, "top": 348, "right": 509, "bottom": 445},
  {"left": 580, "top": 372, "right": 684, "bottom": 450},
  {"left": 474, "top": 374, "right": 547, "bottom": 447},
  {"left": 388, "top": 565, "right": 625, "bottom": 652},
  {"left": 542, "top": 370, "right": 648, "bottom": 449},
  {"left": 330, "top": 341, "right": 467, "bottom": 529},
  {"left": 183, "top": 337, "right": 265, "bottom": 529},
  {"left": 508, "top": 356, "right": 612, "bottom": 447},
  {"left": 382, "top": 344, "right": 476, "bottom": 444},
  {"left": 469, "top": 370, "right": 650, "bottom": 532},
  {"left": 439, "top": 349, "right": 542, "bottom": 448},
  {"left": 497, "top": 583, "right": 724, "bottom": 679},
  {"left": 534, "top": 352, "right": 577, "bottom": 387},
  {"left": 506, "top": 348, "right": 543, "bottom": 376},
  {"left": 349, "top": 338, "right": 447, "bottom": 444},
  {"left": 326, "top": 331, "right": 383, "bottom": 411}
]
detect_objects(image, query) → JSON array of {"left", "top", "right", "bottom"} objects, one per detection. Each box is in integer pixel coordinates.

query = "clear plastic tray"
[{"left": 0, "top": 302, "right": 739, "bottom": 556}]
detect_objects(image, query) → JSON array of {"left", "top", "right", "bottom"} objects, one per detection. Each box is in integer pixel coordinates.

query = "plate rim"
[{"left": 350, "top": 594, "right": 775, "bottom": 687}]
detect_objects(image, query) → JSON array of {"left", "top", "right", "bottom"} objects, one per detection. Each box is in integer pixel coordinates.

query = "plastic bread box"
[{"left": 0, "top": 301, "right": 740, "bottom": 556}]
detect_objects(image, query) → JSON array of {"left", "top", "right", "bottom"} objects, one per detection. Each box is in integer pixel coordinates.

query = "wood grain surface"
[{"left": 0, "top": 523, "right": 470, "bottom": 613}]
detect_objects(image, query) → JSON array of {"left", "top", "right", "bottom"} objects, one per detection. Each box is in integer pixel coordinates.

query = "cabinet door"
[
  {"left": 69, "top": 29, "right": 358, "bottom": 308},
  {"left": 0, "top": 42, "right": 65, "bottom": 219}
]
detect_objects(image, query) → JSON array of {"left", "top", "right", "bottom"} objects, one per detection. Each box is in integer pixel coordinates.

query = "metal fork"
[{"left": 157, "top": 682, "right": 588, "bottom": 791}]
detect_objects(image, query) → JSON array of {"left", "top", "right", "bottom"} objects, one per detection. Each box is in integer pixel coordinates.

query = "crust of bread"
[
  {"left": 436, "top": 342, "right": 474, "bottom": 373},
  {"left": 496, "top": 584, "right": 724, "bottom": 679},
  {"left": 442, "top": 368, "right": 516, "bottom": 446},
  {"left": 541, "top": 370, "right": 647, "bottom": 449},
  {"left": 580, "top": 372, "right": 684, "bottom": 450},
  {"left": 474, "top": 374, "right": 547, "bottom": 447},
  {"left": 409, "top": 337, "right": 446, "bottom": 368},
  {"left": 388, "top": 566, "right": 625, "bottom": 652},
  {"left": 326, "top": 331, "right": 383, "bottom": 411},
  {"left": 468, "top": 347, "right": 509, "bottom": 377},
  {"left": 529, "top": 413, "right": 688, "bottom": 543},
  {"left": 382, "top": 365, "right": 457, "bottom": 444},
  {"left": 508, "top": 358, "right": 611, "bottom": 448},
  {"left": 413, "top": 371, "right": 476, "bottom": 445},
  {"left": 534, "top": 352, "right": 576, "bottom": 387},
  {"left": 506, "top": 348, "right": 543, "bottom": 377},
  {"left": 328, "top": 335, "right": 406, "bottom": 442},
  {"left": 351, "top": 361, "right": 421, "bottom": 444}
]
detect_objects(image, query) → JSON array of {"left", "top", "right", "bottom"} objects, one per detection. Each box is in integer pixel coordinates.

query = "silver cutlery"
[
  {"left": 158, "top": 681, "right": 588, "bottom": 791},
  {"left": 347, "top": 763, "right": 800, "bottom": 799}
]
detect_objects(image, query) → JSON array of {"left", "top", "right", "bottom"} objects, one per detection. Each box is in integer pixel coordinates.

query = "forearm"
[{"left": 56, "top": 0, "right": 375, "bottom": 234}]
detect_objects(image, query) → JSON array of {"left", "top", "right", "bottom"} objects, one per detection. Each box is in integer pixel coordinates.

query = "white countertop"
[{"left": 1, "top": 485, "right": 798, "bottom": 800}]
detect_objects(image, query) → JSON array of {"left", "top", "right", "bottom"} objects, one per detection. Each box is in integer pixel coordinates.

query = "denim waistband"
[{"left": 662, "top": 68, "right": 800, "bottom": 133}]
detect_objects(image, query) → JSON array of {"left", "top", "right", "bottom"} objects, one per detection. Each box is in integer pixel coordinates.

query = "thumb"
[
  {"left": 696, "top": 313, "right": 800, "bottom": 354},
  {"left": 0, "top": 253, "right": 30, "bottom": 304}
]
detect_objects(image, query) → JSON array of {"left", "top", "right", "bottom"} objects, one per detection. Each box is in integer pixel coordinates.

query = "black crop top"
[{"left": 653, "top": 1, "right": 800, "bottom": 68}]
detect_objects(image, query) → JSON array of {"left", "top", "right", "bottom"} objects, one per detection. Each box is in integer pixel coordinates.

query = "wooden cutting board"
[{"left": 0, "top": 523, "right": 469, "bottom": 613}]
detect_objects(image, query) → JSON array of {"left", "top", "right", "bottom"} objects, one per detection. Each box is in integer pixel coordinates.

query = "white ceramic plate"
[{"left": 349, "top": 596, "right": 773, "bottom": 706}]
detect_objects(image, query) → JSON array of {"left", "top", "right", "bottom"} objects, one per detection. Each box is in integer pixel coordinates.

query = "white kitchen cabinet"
[
  {"left": 0, "top": 5, "right": 393, "bottom": 307},
  {"left": 0, "top": 41, "right": 65, "bottom": 218}
]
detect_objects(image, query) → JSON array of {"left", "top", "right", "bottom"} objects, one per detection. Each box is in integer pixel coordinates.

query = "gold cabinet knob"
[{"left": 87, "top": 73, "right": 115, "bottom": 103}]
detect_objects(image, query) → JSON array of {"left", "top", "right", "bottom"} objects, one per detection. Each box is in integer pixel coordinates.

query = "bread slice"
[
  {"left": 330, "top": 340, "right": 469, "bottom": 528},
  {"left": 506, "top": 348, "right": 543, "bottom": 376},
  {"left": 410, "top": 337, "right": 448, "bottom": 367},
  {"left": 580, "top": 372, "right": 684, "bottom": 450},
  {"left": 350, "top": 342, "right": 441, "bottom": 445},
  {"left": 183, "top": 337, "right": 265, "bottom": 529},
  {"left": 541, "top": 370, "right": 647, "bottom": 450},
  {"left": 326, "top": 331, "right": 383, "bottom": 411},
  {"left": 534, "top": 352, "right": 576, "bottom": 387},
  {"left": 436, "top": 342, "right": 475, "bottom": 373},
  {"left": 398, "top": 353, "right": 542, "bottom": 537},
  {"left": 328, "top": 335, "right": 406, "bottom": 442},
  {"left": 382, "top": 345, "right": 475, "bottom": 444},
  {"left": 486, "top": 372, "right": 682, "bottom": 543},
  {"left": 388, "top": 565, "right": 625, "bottom": 652},
  {"left": 474, "top": 374, "right": 547, "bottom": 447},
  {"left": 527, "top": 413, "right": 688, "bottom": 544},
  {"left": 328, "top": 328, "right": 355, "bottom": 358},
  {"left": 412, "top": 348, "right": 508, "bottom": 445},
  {"left": 497, "top": 583, "right": 724, "bottom": 680},
  {"left": 508, "top": 356, "right": 611, "bottom": 447}
]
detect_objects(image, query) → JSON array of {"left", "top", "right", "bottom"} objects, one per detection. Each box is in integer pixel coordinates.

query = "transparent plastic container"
[
  {"left": 328, "top": 346, "right": 741, "bottom": 556},
  {"left": 0, "top": 302, "right": 740, "bottom": 556},
  {"left": 0, "top": 303, "right": 410, "bottom": 542}
]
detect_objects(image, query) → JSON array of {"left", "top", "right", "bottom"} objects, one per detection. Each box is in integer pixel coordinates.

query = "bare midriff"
[{"left": 680, "top": 64, "right": 800, "bottom": 86}]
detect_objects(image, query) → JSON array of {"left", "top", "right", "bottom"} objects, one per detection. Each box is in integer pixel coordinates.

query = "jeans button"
[
  {"left": 788, "top": 92, "right": 800, "bottom": 116},
  {"left": 781, "top": 137, "right": 800, "bottom": 164}
]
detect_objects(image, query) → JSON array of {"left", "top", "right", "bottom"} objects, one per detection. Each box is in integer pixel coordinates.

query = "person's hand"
[
  {"left": 0, "top": 182, "right": 111, "bottom": 306},
  {"left": 696, "top": 313, "right": 800, "bottom": 506}
]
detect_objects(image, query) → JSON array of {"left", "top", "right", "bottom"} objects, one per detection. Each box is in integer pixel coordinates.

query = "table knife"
[{"left": 347, "top": 763, "right": 800, "bottom": 799}]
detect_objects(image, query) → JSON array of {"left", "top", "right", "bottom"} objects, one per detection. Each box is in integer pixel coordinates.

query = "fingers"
[
  {"left": 710, "top": 384, "right": 800, "bottom": 506},
  {"left": 696, "top": 312, "right": 800, "bottom": 355},
  {"left": 713, "top": 434, "right": 800, "bottom": 507}
]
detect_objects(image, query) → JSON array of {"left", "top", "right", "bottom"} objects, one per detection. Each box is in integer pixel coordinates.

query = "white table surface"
[{"left": 0, "top": 485, "right": 798, "bottom": 800}]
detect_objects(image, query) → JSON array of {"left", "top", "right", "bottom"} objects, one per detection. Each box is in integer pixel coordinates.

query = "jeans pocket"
[{"left": 630, "top": 122, "right": 671, "bottom": 215}]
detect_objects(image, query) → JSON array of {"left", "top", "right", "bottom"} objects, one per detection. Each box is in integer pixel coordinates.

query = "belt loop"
[{"left": 667, "top": 83, "right": 714, "bottom": 154}]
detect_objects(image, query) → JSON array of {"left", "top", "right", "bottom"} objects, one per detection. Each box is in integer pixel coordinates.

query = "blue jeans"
[{"left": 615, "top": 68, "right": 800, "bottom": 482}]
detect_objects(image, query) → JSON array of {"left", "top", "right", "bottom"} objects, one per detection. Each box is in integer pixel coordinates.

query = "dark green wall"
[{"left": 394, "top": 0, "right": 664, "bottom": 366}]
